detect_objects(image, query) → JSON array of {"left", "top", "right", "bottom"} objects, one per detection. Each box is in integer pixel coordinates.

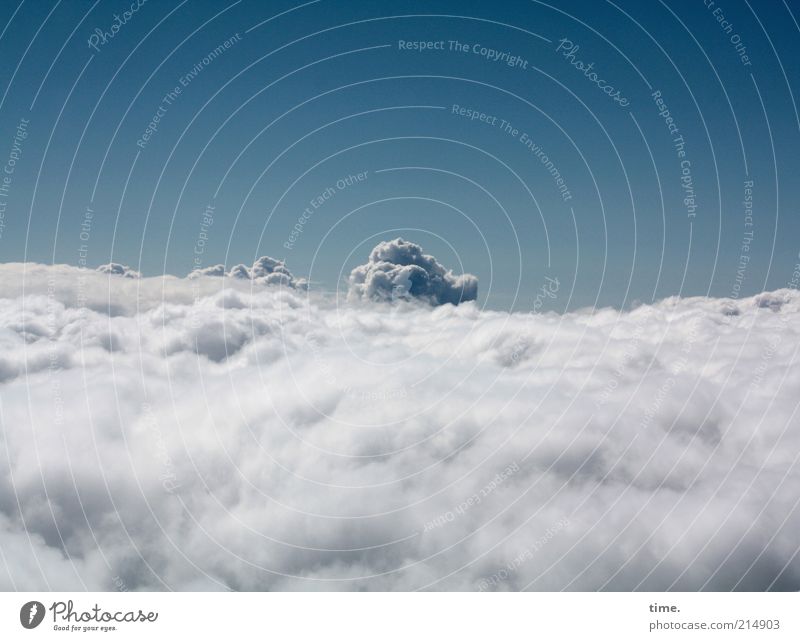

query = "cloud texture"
[
  {"left": 96, "top": 263, "right": 141, "bottom": 279},
  {"left": 0, "top": 262, "right": 799, "bottom": 591},
  {"left": 348, "top": 238, "right": 478, "bottom": 305},
  {"left": 189, "top": 255, "right": 308, "bottom": 290}
]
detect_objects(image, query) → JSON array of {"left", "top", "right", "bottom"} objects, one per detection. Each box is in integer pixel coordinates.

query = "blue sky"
[{"left": 0, "top": 0, "right": 798, "bottom": 310}]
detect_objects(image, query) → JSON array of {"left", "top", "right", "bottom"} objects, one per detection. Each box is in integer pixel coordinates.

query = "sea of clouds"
[{"left": 0, "top": 256, "right": 799, "bottom": 591}]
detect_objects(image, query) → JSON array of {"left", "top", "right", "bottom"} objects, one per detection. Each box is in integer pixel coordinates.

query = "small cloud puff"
[
  {"left": 348, "top": 238, "right": 478, "bottom": 306},
  {"left": 99, "top": 257, "right": 307, "bottom": 290},
  {"left": 188, "top": 264, "right": 226, "bottom": 278},
  {"left": 189, "top": 256, "right": 307, "bottom": 289},
  {"left": 96, "top": 263, "right": 141, "bottom": 278}
]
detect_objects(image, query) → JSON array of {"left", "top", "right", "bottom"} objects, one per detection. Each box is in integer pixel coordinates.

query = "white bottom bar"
[{"left": 1, "top": 592, "right": 796, "bottom": 639}]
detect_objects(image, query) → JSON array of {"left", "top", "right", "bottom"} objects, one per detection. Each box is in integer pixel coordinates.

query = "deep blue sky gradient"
[{"left": 0, "top": 0, "right": 798, "bottom": 310}]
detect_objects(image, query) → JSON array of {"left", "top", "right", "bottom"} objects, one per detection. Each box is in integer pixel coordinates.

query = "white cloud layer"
[{"left": 0, "top": 262, "right": 799, "bottom": 591}]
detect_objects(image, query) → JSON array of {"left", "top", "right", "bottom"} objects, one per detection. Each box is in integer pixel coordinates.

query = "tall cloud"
[
  {"left": 0, "top": 262, "right": 798, "bottom": 591},
  {"left": 348, "top": 238, "right": 478, "bottom": 305}
]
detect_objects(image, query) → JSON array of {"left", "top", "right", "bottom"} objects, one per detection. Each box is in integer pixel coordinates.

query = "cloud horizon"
[{"left": 0, "top": 261, "right": 798, "bottom": 591}]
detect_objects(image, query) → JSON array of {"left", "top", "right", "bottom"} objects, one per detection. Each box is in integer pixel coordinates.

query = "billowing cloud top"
[
  {"left": 0, "top": 262, "right": 798, "bottom": 591},
  {"left": 190, "top": 256, "right": 307, "bottom": 289},
  {"left": 188, "top": 264, "right": 226, "bottom": 278},
  {"left": 96, "top": 262, "right": 141, "bottom": 278},
  {"left": 348, "top": 238, "right": 478, "bottom": 305}
]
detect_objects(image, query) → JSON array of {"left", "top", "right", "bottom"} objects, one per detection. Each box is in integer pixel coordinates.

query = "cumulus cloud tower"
[{"left": 348, "top": 238, "right": 478, "bottom": 305}]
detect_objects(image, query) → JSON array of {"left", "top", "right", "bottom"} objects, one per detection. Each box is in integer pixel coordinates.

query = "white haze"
[{"left": 0, "top": 262, "right": 798, "bottom": 591}]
